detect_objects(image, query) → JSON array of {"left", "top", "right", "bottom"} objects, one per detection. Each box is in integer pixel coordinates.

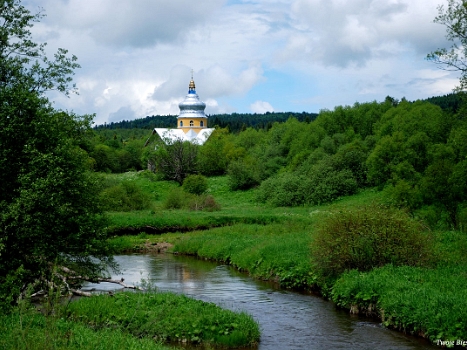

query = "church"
[{"left": 153, "top": 75, "right": 214, "bottom": 145}]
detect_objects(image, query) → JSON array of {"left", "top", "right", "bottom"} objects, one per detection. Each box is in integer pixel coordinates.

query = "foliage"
[
  {"left": 163, "top": 187, "right": 185, "bottom": 209},
  {"left": 99, "top": 181, "right": 153, "bottom": 212},
  {"left": 427, "top": 0, "right": 467, "bottom": 91},
  {"left": 311, "top": 205, "right": 433, "bottom": 277},
  {"left": 331, "top": 264, "right": 467, "bottom": 343},
  {"left": 0, "top": 89, "right": 113, "bottom": 308},
  {"left": 0, "top": 0, "right": 80, "bottom": 96},
  {"left": 256, "top": 173, "right": 307, "bottom": 207},
  {"left": 182, "top": 174, "right": 208, "bottom": 195},
  {"left": 67, "top": 292, "right": 260, "bottom": 348},
  {"left": 187, "top": 194, "right": 221, "bottom": 212},
  {"left": 0, "top": 0, "right": 113, "bottom": 309},
  {"left": 154, "top": 138, "right": 198, "bottom": 185},
  {"left": 164, "top": 185, "right": 220, "bottom": 212},
  {"left": 227, "top": 157, "right": 260, "bottom": 190},
  {"left": 196, "top": 128, "right": 240, "bottom": 176}
]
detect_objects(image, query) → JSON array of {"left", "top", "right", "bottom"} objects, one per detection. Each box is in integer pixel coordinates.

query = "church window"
[
  {"left": 200, "top": 121, "right": 204, "bottom": 127},
  {"left": 180, "top": 121, "right": 183, "bottom": 127},
  {"left": 190, "top": 120, "right": 194, "bottom": 126}
]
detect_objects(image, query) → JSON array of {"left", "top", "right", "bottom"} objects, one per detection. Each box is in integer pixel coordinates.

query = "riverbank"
[
  {"left": 110, "top": 226, "right": 467, "bottom": 346},
  {"left": 103, "top": 175, "right": 467, "bottom": 347},
  {"left": 0, "top": 288, "right": 260, "bottom": 350}
]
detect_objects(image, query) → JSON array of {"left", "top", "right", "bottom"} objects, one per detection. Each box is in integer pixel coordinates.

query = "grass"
[
  {"left": 67, "top": 291, "right": 260, "bottom": 348},
  {"left": 171, "top": 222, "right": 317, "bottom": 289},
  {"left": 331, "top": 264, "right": 467, "bottom": 343},
  {"left": 100, "top": 173, "right": 467, "bottom": 346},
  {"left": 0, "top": 308, "right": 170, "bottom": 350},
  {"left": 1, "top": 284, "right": 260, "bottom": 350}
]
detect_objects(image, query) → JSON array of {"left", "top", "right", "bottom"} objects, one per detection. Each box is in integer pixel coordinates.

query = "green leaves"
[
  {"left": 0, "top": 1, "right": 111, "bottom": 307},
  {"left": 428, "top": 0, "right": 467, "bottom": 91},
  {"left": 311, "top": 205, "right": 433, "bottom": 277}
]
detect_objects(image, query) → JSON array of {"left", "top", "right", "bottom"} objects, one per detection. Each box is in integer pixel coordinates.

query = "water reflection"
[{"left": 83, "top": 254, "right": 436, "bottom": 350}]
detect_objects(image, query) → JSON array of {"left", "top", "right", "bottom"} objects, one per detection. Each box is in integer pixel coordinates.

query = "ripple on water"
[{"left": 83, "top": 254, "right": 437, "bottom": 350}]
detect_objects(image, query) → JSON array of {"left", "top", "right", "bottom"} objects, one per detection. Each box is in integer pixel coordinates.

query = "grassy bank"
[
  {"left": 154, "top": 224, "right": 467, "bottom": 344},
  {"left": 67, "top": 291, "right": 260, "bottom": 348},
  {"left": 0, "top": 309, "right": 170, "bottom": 350},
  {"left": 0, "top": 289, "right": 260, "bottom": 350},
  {"left": 104, "top": 173, "right": 467, "bottom": 345}
]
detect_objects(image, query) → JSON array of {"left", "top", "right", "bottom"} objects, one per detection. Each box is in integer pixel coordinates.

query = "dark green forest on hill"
[{"left": 94, "top": 111, "right": 319, "bottom": 133}]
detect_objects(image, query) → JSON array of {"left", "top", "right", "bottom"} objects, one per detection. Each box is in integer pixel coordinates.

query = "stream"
[{"left": 83, "top": 253, "right": 437, "bottom": 350}]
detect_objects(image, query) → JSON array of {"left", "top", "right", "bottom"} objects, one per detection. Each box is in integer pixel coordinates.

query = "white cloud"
[
  {"left": 250, "top": 100, "right": 274, "bottom": 113},
  {"left": 23, "top": 0, "right": 460, "bottom": 125},
  {"left": 284, "top": 0, "right": 447, "bottom": 67},
  {"left": 37, "top": 0, "right": 224, "bottom": 48}
]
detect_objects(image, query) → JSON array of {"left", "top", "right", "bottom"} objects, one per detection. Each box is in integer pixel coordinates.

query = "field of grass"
[
  {"left": 68, "top": 291, "right": 260, "bottom": 348},
  {"left": 104, "top": 172, "right": 467, "bottom": 346}
]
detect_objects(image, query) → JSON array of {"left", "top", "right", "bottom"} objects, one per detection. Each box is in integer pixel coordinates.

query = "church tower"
[
  {"left": 177, "top": 74, "right": 208, "bottom": 139},
  {"left": 153, "top": 72, "right": 214, "bottom": 145}
]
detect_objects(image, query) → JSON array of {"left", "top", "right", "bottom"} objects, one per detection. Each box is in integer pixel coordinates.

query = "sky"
[{"left": 24, "top": 0, "right": 460, "bottom": 126}]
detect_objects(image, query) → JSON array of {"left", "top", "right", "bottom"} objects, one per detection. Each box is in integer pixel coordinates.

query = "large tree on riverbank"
[{"left": 0, "top": 0, "right": 113, "bottom": 309}]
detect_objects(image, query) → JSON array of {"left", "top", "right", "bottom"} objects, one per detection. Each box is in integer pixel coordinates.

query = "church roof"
[{"left": 154, "top": 128, "right": 214, "bottom": 145}]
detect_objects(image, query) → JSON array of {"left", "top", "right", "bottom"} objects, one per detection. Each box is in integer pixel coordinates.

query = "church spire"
[{"left": 188, "top": 69, "right": 196, "bottom": 94}]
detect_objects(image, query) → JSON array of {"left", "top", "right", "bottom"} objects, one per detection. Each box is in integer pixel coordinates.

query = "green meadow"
[{"left": 105, "top": 172, "right": 467, "bottom": 346}]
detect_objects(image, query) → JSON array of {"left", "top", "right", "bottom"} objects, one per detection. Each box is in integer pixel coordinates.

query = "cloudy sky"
[{"left": 24, "top": 0, "right": 459, "bottom": 125}]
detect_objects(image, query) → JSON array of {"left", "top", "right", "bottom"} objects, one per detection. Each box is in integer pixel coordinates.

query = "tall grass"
[
  {"left": 172, "top": 222, "right": 317, "bottom": 289},
  {"left": 331, "top": 264, "right": 467, "bottom": 342},
  {"left": 0, "top": 306, "right": 169, "bottom": 350},
  {"left": 67, "top": 291, "right": 260, "bottom": 348}
]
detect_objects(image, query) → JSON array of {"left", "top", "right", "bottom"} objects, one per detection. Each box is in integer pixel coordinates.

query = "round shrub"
[
  {"left": 227, "top": 158, "right": 260, "bottom": 190},
  {"left": 99, "top": 181, "right": 151, "bottom": 211},
  {"left": 188, "top": 194, "right": 221, "bottom": 212},
  {"left": 311, "top": 205, "right": 433, "bottom": 277},
  {"left": 183, "top": 174, "right": 208, "bottom": 195},
  {"left": 257, "top": 173, "right": 307, "bottom": 207},
  {"left": 163, "top": 187, "right": 185, "bottom": 209},
  {"left": 305, "top": 168, "right": 358, "bottom": 205}
]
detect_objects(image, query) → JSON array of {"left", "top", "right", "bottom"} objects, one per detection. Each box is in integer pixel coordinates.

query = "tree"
[
  {"left": 427, "top": 0, "right": 467, "bottom": 90},
  {"left": 154, "top": 138, "right": 198, "bottom": 185},
  {"left": 0, "top": 0, "right": 79, "bottom": 95},
  {"left": 0, "top": 0, "right": 112, "bottom": 309}
]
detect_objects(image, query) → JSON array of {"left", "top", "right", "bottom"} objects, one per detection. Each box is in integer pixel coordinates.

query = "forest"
[
  {"left": 94, "top": 111, "right": 319, "bottom": 133},
  {"left": 90, "top": 93, "right": 467, "bottom": 230}
]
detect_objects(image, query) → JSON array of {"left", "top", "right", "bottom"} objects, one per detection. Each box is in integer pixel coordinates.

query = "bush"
[
  {"left": 183, "top": 175, "right": 208, "bottom": 195},
  {"left": 305, "top": 168, "right": 358, "bottom": 205},
  {"left": 163, "top": 187, "right": 185, "bottom": 209},
  {"left": 99, "top": 181, "right": 152, "bottom": 211},
  {"left": 297, "top": 156, "right": 359, "bottom": 205},
  {"left": 227, "top": 158, "right": 260, "bottom": 191},
  {"left": 311, "top": 205, "right": 433, "bottom": 277},
  {"left": 188, "top": 194, "right": 221, "bottom": 212},
  {"left": 256, "top": 173, "right": 307, "bottom": 207}
]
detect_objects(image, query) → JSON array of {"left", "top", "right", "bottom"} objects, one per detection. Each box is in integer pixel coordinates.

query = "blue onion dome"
[{"left": 178, "top": 78, "right": 206, "bottom": 117}]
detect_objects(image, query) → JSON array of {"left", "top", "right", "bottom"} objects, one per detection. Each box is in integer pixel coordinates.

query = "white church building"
[{"left": 153, "top": 76, "right": 214, "bottom": 145}]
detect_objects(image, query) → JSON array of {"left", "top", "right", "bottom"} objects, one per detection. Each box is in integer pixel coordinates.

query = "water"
[{"left": 83, "top": 254, "right": 436, "bottom": 350}]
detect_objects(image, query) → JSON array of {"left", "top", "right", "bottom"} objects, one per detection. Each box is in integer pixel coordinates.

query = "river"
[{"left": 83, "top": 253, "right": 436, "bottom": 350}]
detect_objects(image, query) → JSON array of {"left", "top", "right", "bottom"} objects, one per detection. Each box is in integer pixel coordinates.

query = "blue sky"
[{"left": 25, "top": 0, "right": 459, "bottom": 125}]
